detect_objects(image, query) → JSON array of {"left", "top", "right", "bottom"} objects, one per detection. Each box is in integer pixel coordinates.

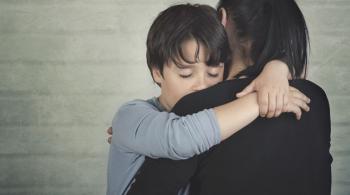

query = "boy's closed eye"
[
  {"left": 207, "top": 66, "right": 223, "bottom": 78},
  {"left": 178, "top": 68, "right": 193, "bottom": 78},
  {"left": 207, "top": 67, "right": 221, "bottom": 77},
  {"left": 178, "top": 71, "right": 220, "bottom": 78},
  {"left": 208, "top": 72, "right": 219, "bottom": 77},
  {"left": 179, "top": 74, "right": 192, "bottom": 78}
]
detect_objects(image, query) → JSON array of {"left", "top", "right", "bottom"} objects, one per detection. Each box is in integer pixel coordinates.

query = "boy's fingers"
[
  {"left": 291, "top": 98, "right": 310, "bottom": 112},
  {"left": 289, "top": 86, "right": 298, "bottom": 92},
  {"left": 288, "top": 104, "right": 302, "bottom": 120},
  {"left": 292, "top": 91, "right": 311, "bottom": 104},
  {"left": 302, "top": 94, "right": 311, "bottom": 103},
  {"left": 107, "top": 136, "right": 112, "bottom": 144},
  {"left": 258, "top": 89, "right": 269, "bottom": 117},
  {"left": 107, "top": 127, "right": 113, "bottom": 135},
  {"left": 275, "top": 92, "right": 284, "bottom": 117},
  {"left": 237, "top": 81, "right": 255, "bottom": 97},
  {"left": 302, "top": 103, "right": 310, "bottom": 112},
  {"left": 267, "top": 91, "right": 277, "bottom": 118},
  {"left": 283, "top": 93, "right": 288, "bottom": 109},
  {"left": 289, "top": 87, "right": 311, "bottom": 103},
  {"left": 294, "top": 107, "right": 302, "bottom": 120}
]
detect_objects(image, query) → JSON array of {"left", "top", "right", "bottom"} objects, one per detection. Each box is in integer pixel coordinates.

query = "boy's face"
[{"left": 153, "top": 39, "right": 224, "bottom": 111}]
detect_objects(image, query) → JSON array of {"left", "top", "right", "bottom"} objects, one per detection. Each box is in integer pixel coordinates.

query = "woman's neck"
[
  {"left": 227, "top": 54, "right": 251, "bottom": 80},
  {"left": 226, "top": 40, "right": 254, "bottom": 80}
]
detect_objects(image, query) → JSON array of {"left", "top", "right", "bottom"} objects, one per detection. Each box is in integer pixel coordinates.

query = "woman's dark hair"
[
  {"left": 217, "top": 0, "right": 309, "bottom": 78},
  {"left": 146, "top": 4, "right": 231, "bottom": 82}
]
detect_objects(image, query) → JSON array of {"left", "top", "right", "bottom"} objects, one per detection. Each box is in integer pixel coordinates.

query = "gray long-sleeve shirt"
[{"left": 107, "top": 97, "right": 221, "bottom": 195}]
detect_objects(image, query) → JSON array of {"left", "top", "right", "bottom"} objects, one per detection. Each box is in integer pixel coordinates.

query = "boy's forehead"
[{"left": 179, "top": 39, "right": 208, "bottom": 63}]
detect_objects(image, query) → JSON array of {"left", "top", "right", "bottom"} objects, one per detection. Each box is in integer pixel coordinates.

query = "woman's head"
[
  {"left": 217, "top": 0, "right": 309, "bottom": 78},
  {"left": 146, "top": 4, "right": 231, "bottom": 81}
]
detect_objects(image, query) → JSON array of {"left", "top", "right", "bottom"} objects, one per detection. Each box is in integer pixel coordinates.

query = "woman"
[{"left": 111, "top": 0, "right": 332, "bottom": 194}]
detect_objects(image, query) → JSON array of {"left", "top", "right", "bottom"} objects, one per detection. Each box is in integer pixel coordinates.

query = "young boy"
[{"left": 107, "top": 4, "right": 309, "bottom": 195}]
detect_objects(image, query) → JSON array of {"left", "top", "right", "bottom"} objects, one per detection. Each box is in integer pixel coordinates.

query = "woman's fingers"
[
  {"left": 107, "top": 126, "right": 113, "bottom": 135},
  {"left": 107, "top": 127, "right": 113, "bottom": 144}
]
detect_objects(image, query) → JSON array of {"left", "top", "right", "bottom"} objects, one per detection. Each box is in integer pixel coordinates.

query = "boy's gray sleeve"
[{"left": 112, "top": 100, "right": 221, "bottom": 160}]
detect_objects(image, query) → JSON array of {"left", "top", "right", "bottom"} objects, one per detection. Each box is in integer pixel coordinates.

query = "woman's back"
[
  {"left": 188, "top": 79, "right": 332, "bottom": 195},
  {"left": 128, "top": 78, "right": 332, "bottom": 195}
]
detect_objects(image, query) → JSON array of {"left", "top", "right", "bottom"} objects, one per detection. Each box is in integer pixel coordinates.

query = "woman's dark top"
[{"left": 127, "top": 78, "right": 332, "bottom": 195}]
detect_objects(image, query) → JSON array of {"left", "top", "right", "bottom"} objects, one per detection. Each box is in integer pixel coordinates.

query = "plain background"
[{"left": 0, "top": 0, "right": 349, "bottom": 194}]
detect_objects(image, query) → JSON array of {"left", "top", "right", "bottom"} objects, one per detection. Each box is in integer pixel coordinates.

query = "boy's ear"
[
  {"left": 219, "top": 8, "right": 228, "bottom": 27},
  {"left": 152, "top": 67, "right": 163, "bottom": 85}
]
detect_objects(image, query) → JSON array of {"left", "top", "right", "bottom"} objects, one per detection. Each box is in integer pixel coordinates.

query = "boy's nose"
[{"left": 193, "top": 77, "right": 208, "bottom": 91}]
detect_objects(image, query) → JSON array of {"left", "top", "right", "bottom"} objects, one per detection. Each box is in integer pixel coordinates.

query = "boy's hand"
[
  {"left": 107, "top": 127, "right": 113, "bottom": 144},
  {"left": 236, "top": 60, "right": 291, "bottom": 118},
  {"left": 284, "top": 86, "right": 311, "bottom": 120}
]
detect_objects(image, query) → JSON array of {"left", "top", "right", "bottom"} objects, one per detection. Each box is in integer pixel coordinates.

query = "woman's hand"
[
  {"left": 236, "top": 60, "right": 291, "bottom": 118},
  {"left": 284, "top": 86, "right": 311, "bottom": 120},
  {"left": 107, "top": 127, "right": 113, "bottom": 144}
]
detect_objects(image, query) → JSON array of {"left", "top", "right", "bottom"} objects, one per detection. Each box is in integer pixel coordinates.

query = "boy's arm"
[
  {"left": 113, "top": 88, "right": 309, "bottom": 160},
  {"left": 113, "top": 100, "right": 220, "bottom": 160},
  {"left": 105, "top": 93, "right": 259, "bottom": 144},
  {"left": 237, "top": 60, "right": 301, "bottom": 118},
  {"left": 214, "top": 86, "right": 309, "bottom": 140},
  {"left": 113, "top": 94, "right": 260, "bottom": 160},
  {"left": 213, "top": 93, "right": 259, "bottom": 140}
]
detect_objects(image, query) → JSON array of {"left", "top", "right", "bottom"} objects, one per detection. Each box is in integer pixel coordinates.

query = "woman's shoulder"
[
  {"left": 290, "top": 79, "right": 330, "bottom": 115},
  {"left": 290, "top": 79, "right": 328, "bottom": 100}
]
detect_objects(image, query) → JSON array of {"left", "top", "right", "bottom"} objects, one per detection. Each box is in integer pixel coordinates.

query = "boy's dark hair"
[
  {"left": 146, "top": 4, "right": 231, "bottom": 84},
  {"left": 217, "top": 0, "right": 309, "bottom": 78}
]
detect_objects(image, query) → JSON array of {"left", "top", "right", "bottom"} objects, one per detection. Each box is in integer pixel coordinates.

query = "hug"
[{"left": 107, "top": 0, "right": 332, "bottom": 195}]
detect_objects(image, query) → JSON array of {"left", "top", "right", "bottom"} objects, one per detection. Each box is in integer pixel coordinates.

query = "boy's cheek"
[{"left": 215, "top": 74, "right": 224, "bottom": 84}]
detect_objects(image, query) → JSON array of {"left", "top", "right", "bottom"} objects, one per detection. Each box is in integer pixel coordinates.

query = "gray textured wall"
[{"left": 0, "top": 0, "right": 349, "bottom": 194}]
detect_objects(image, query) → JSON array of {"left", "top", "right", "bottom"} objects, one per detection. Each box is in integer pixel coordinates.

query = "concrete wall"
[{"left": 0, "top": 0, "right": 349, "bottom": 194}]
